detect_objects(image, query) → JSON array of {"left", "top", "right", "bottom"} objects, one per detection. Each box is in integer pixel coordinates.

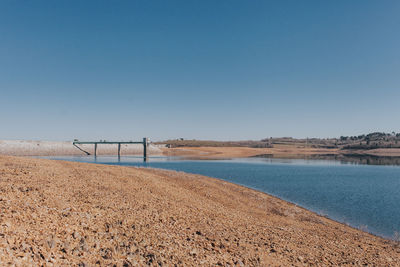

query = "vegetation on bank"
[{"left": 158, "top": 132, "right": 400, "bottom": 150}]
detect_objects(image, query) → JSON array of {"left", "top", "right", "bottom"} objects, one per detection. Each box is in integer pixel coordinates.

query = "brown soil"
[
  {"left": 163, "top": 145, "right": 400, "bottom": 159},
  {"left": 162, "top": 144, "right": 339, "bottom": 159},
  {"left": 1, "top": 156, "right": 399, "bottom": 266}
]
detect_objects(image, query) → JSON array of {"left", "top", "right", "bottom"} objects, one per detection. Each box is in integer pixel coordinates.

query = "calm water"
[{"left": 42, "top": 156, "right": 400, "bottom": 239}]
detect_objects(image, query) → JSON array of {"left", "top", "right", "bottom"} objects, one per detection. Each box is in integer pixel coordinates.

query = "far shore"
[
  {"left": 161, "top": 144, "right": 400, "bottom": 159},
  {"left": 2, "top": 140, "right": 400, "bottom": 160}
]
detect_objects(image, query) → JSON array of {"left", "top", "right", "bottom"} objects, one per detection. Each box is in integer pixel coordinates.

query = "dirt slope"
[{"left": 0, "top": 156, "right": 399, "bottom": 266}]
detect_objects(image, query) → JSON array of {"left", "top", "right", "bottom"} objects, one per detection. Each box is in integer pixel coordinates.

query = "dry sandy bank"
[
  {"left": 0, "top": 140, "right": 162, "bottom": 156},
  {"left": 162, "top": 144, "right": 339, "bottom": 159},
  {"left": 0, "top": 156, "right": 399, "bottom": 266},
  {"left": 162, "top": 145, "right": 400, "bottom": 159}
]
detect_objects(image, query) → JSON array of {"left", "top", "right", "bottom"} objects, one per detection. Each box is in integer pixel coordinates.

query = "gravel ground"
[{"left": 0, "top": 155, "right": 399, "bottom": 266}]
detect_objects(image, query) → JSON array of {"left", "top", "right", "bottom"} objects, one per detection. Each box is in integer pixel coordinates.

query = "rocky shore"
[{"left": 1, "top": 155, "right": 399, "bottom": 266}]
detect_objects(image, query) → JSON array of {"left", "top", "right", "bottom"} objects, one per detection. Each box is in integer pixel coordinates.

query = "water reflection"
[{"left": 253, "top": 154, "right": 400, "bottom": 166}]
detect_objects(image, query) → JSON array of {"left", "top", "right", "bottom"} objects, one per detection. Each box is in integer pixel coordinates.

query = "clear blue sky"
[{"left": 1, "top": 1, "right": 399, "bottom": 141}]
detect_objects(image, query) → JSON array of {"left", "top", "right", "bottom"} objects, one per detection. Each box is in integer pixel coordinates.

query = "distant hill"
[{"left": 159, "top": 132, "right": 400, "bottom": 150}]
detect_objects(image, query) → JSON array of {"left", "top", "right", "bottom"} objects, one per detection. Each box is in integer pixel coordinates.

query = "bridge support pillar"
[{"left": 143, "top": 137, "right": 148, "bottom": 161}]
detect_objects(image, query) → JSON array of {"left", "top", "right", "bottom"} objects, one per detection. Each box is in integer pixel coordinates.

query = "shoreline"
[
  {"left": 34, "top": 155, "right": 400, "bottom": 239},
  {"left": 144, "top": 166, "right": 391, "bottom": 241},
  {"left": 162, "top": 145, "right": 400, "bottom": 159},
  {"left": 31, "top": 155, "right": 400, "bottom": 239},
  {"left": 1, "top": 155, "right": 399, "bottom": 265}
]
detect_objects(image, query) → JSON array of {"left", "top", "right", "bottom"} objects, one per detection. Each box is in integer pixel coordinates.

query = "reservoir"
[{"left": 42, "top": 156, "right": 400, "bottom": 239}]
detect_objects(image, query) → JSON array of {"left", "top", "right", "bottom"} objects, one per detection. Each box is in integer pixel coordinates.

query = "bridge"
[{"left": 73, "top": 137, "right": 150, "bottom": 160}]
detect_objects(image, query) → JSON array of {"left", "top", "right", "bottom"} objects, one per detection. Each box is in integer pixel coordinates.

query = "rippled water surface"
[{"left": 41, "top": 156, "right": 400, "bottom": 239}]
